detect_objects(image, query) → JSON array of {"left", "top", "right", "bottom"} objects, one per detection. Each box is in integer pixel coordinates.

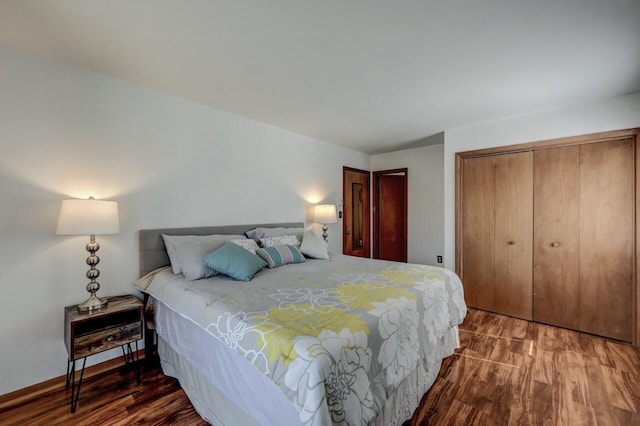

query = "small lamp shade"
[
  {"left": 314, "top": 204, "right": 337, "bottom": 242},
  {"left": 56, "top": 199, "right": 120, "bottom": 235},
  {"left": 314, "top": 204, "right": 337, "bottom": 224}
]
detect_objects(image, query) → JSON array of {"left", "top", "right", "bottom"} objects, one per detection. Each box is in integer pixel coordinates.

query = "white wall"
[
  {"left": 443, "top": 91, "right": 640, "bottom": 271},
  {"left": 371, "top": 141, "right": 444, "bottom": 266},
  {"left": 0, "top": 47, "right": 369, "bottom": 395}
]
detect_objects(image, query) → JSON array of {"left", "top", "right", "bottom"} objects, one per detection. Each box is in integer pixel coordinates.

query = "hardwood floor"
[
  {"left": 409, "top": 309, "right": 640, "bottom": 426},
  {"left": 0, "top": 362, "right": 206, "bottom": 426},
  {"left": 2, "top": 308, "right": 639, "bottom": 425}
]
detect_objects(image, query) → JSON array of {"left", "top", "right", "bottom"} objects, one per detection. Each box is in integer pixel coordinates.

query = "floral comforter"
[{"left": 135, "top": 254, "right": 466, "bottom": 426}]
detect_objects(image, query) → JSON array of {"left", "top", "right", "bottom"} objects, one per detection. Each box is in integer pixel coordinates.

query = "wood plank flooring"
[
  {"left": 408, "top": 309, "right": 640, "bottom": 425},
  {"left": 0, "top": 361, "right": 206, "bottom": 426},
  {"left": 2, "top": 308, "right": 639, "bottom": 425}
]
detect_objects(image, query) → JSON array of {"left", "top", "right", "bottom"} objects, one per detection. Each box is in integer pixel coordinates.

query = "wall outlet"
[{"left": 437, "top": 255, "right": 443, "bottom": 264}]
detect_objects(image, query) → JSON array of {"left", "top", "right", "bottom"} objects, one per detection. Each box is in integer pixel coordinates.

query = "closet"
[{"left": 457, "top": 130, "right": 638, "bottom": 343}]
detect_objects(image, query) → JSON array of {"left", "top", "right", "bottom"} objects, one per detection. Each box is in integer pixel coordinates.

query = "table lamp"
[
  {"left": 314, "top": 204, "right": 337, "bottom": 242},
  {"left": 56, "top": 197, "right": 120, "bottom": 311}
]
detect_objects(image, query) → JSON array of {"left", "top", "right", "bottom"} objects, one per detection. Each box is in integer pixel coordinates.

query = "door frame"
[
  {"left": 343, "top": 166, "right": 371, "bottom": 258},
  {"left": 455, "top": 127, "right": 640, "bottom": 346},
  {"left": 373, "top": 168, "right": 408, "bottom": 261}
]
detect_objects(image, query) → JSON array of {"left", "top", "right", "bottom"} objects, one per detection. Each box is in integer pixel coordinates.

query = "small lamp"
[
  {"left": 56, "top": 197, "right": 120, "bottom": 312},
  {"left": 314, "top": 204, "right": 337, "bottom": 242}
]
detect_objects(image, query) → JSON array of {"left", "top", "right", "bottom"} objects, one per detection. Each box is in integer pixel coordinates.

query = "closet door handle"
[
  {"left": 551, "top": 241, "right": 560, "bottom": 248},
  {"left": 508, "top": 241, "right": 516, "bottom": 245}
]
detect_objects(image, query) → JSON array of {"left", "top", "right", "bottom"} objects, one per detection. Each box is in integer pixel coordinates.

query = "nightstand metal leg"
[
  {"left": 121, "top": 342, "right": 141, "bottom": 384},
  {"left": 66, "top": 359, "right": 73, "bottom": 388},
  {"left": 69, "top": 357, "right": 87, "bottom": 413},
  {"left": 133, "top": 340, "right": 140, "bottom": 384}
]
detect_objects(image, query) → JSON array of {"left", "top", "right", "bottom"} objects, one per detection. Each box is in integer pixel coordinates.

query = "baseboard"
[{"left": 0, "top": 349, "right": 145, "bottom": 413}]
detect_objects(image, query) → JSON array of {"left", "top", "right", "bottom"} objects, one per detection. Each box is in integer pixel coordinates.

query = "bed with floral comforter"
[{"left": 135, "top": 254, "right": 466, "bottom": 425}]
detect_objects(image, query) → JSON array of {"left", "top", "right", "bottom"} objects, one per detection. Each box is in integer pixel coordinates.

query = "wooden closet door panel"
[
  {"left": 462, "top": 156, "right": 495, "bottom": 311},
  {"left": 494, "top": 152, "right": 533, "bottom": 320},
  {"left": 579, "top": 139, "right": 634, "bottom": 341},
  {"left": 533, "top": 146, "right": 580, "bottom": 329}
]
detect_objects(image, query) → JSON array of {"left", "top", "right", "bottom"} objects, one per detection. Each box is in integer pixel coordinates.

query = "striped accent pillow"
[{"left": 256, "top": 245, "right": 306, "bottom": 269}]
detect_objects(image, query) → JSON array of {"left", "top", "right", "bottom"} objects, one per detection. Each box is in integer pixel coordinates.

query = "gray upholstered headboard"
[{"left": 139, "top": 222, "right": 304, "bottom": 276}]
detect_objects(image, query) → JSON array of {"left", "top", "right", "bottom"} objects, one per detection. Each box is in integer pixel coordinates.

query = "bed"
[{"left": 135, "top": 223, "right": 467, "bottom": 426}]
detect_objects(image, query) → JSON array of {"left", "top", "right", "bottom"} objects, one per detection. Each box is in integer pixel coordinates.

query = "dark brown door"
[
  {"left": 373, "top": 169, "right": 407, "bottom": 262},
  {"left": 343, "top": 167, "right": 370, "bottom": 258}
]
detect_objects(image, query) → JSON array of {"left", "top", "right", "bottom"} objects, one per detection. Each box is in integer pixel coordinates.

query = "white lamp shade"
[
  {"left": 56, "top": 199, "right": 120, "bottom": 235},
  {"left": 314, "top": 204, "right": 337, "bottom": 224}
]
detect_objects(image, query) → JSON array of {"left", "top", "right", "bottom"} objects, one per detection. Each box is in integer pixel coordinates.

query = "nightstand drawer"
[{"left": 73, "top": 321, "right": 142, "bottom": 359}]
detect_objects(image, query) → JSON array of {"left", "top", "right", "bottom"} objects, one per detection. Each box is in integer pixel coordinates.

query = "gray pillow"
[
  {"left": 162, "top": 234, "right": 188, "bottom": 274},
  {"left": 245, "top": 227, "right": 304, "bottom": 244},
  {"left": 163, "top": 234, "right": 245, "bottom": 280}
]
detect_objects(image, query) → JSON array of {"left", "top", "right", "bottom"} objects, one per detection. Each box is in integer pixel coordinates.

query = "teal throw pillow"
[{"left": 203, "top": 242, "right": 267, "bottom": 281}]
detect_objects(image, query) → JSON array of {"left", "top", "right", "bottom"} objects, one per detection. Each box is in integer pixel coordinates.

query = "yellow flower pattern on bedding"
[
  {"left": 336, "top": 281, "right": 416, "bottom": 310},
  {"left": 257, "top": 304, "right": 370, "bottom": 365}
]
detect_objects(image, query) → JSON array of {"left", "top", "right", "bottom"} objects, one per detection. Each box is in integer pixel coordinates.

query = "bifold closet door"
[
  {"left": 494, "top": 152, "right": 533, "bottom": 320},
  {"left": 534, "top": 139, "right": 633, "bottom": 341},
  {"left": 533, "top": 146, "right": 580, "bottom": 329},
  {"left": 462, "top": 156, "right": 495, "bottom": 311},
  {"left": 462, "top": 152, "right": 533, "bottom": 319},
  {"left": 579, "top": 139, "right": 633, "bottom": 341}
]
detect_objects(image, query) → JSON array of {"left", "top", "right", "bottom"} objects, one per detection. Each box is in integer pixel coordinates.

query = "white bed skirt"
[{"left": 155, "top": 299, "right": 459, "bottom": 426}]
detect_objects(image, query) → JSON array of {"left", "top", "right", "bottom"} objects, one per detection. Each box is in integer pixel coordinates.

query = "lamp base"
[{"left": 77, "top": 294, "right": 109, "bottom": 312}]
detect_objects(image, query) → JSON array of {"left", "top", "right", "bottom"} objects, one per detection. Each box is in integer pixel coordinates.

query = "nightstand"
[{"left": 64, "top": 294, "right": 143, "bottom": 413}]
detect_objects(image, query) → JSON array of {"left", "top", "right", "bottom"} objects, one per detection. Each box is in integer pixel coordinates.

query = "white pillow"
[
  {"left": 231, "top": 238, "right": 260, "bottom": 255},
  {"left": 260, "top": 235, "right": 300, "bottom": 247},
  {"left": 299, "top": 230, "right": 329, "bottom": 260}
]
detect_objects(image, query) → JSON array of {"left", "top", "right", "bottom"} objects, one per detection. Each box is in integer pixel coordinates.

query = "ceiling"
[{"left": 1, "top": 1, "right": 639, "bottom": 154}]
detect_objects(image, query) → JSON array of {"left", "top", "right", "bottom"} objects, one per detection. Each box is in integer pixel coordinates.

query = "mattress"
[{"left": 136, "top": 254, "right": 467, "bottom": 425}]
